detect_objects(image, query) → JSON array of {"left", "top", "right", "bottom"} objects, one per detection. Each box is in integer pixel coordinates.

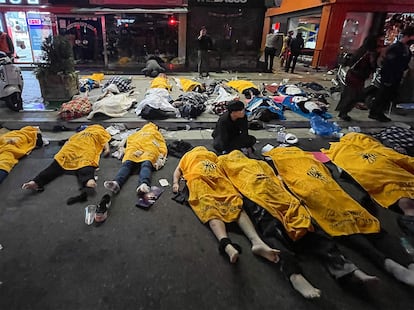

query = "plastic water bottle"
[
  {"left": 400, "top": 237, "right": 414, "bottom": 256},
  {"left": 277, "top": 127, "right": 287, "bottom": 143}
]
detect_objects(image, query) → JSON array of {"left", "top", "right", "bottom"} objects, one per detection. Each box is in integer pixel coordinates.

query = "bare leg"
[
  {"left": 237, "top": 211, "right": 280, "bottom": 263},
  {"left": 384, "top": 258, "right": 414, "bottom": 286},
  {"left": 398, "top": 198, "right": 414, "bottom": 216},
  {"left": 289, "top": 274, "right": 321, "bottom": 299},
  {"left": 209, "top": 219, "right": 239, "bottom": 263},
  {"left": 353, "top": 269, "right": 380, "bottom": 283}
]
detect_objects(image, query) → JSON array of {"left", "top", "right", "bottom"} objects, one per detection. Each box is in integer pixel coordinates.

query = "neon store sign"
[{"left": 0, "top": 0, "right": 40, "bottom": 4}]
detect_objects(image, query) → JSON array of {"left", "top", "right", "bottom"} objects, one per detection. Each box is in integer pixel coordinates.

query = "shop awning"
[{"left": 72, "top": 7, "right": 188, "bottom": 14}]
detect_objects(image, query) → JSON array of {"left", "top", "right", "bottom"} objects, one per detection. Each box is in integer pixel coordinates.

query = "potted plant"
[{"left": 34, "top": 35, "right": 79, "bottom": 104}]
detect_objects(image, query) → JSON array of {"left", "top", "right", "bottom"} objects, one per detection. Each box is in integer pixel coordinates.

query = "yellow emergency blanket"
[
  {"left": 322, "top": 132, "right": 414, "bottom": 208},
  {"left": 179, "top": 146, "right": 242, "bottom": 223},
  {"left": 123, "top": 122, "right": 167, "bottom": 167},
  {"left": 178, "top": 78, "right": 202, "bottom": 92},
  {"left": 54, "top": 125, "right": 110, "bottom": 170},
  {"left": 0, "top": 126, "right": 38, "bottom": 172},
  {"left": 218, "top": 150, "right": 313, "bottom": 240},
  {"left": 265, "top": 146, "right": 380, "bottom": 236},
  {"left": 226, "top": 80, "right": 258, "bottom": 93},
  {"left": 150, "top": 76, "right": 172, "bottom": 91},
  {"left": 81, "top": 73, "right": 105, "bottom": 82}
]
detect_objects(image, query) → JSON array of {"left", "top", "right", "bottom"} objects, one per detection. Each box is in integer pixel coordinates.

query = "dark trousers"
[
  {"left": 213, "top": 135, "right": 256, "bottom": 153},
  {"left": 197, "top": 50, "right": 209, "bottom": 75},
  {"left": 33, "top": 160, "right": 95, "bottom": 188},
  {"left": 337, "top": 230, "right": 414, "bottom": 269},
  {"left": 370, "top": 84, "right": 397, "bottom": 115},
  {"left": 335, "top": 83, "right": 364, "bottom": 115},
  {"left": 285, "top": 53, "right": 299, "bottom": 73},
  {"left": 243, "top": 199, "right": 357, "bottom": 280},
  {"left": 264, "top": 47, "right": 276, "bottom": 72}
]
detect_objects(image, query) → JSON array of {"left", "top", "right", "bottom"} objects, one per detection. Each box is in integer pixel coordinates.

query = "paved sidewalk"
[{"left": 1, "top": 64, "right": 413, "bottom": 133}]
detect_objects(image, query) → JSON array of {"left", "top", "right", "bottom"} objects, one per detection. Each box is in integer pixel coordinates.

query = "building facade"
[
  {"left": 0, "top": 0, "right": 188, "bottom": 70},
  {"left": 264, "top": 0, "right": 414, "bottom": 69}
]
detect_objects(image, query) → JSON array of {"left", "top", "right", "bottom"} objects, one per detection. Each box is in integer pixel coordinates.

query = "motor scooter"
[{"left": 0, "top": 51, "right": 23, "bottom": 111}]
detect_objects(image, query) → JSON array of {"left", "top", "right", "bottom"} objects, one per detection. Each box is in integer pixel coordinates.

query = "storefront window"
[
  {"left": 339, "top": 12, "right": 373, "bottom": 53},
  {"left": 384, "top": 13, "right": 414, "bottom": 45},
  {"left": 5, "top": 11, "right": 34, "bottom": 62},
  {"left": 288, "top": 15, "right": 320, "bottom": 49},
  {"left": 57, "top": 16, "right": 104, "bottom": 65},
  {"left": 105, "top": 14, "right": 178, "bottom": 68}
]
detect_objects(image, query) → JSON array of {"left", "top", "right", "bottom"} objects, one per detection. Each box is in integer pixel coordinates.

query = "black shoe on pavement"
[
  {"left": 338, "top": 114, "right": 352, "bottom": 121},
  {"left": 368, "top": 113, "right": 391, "bottom": 122}
]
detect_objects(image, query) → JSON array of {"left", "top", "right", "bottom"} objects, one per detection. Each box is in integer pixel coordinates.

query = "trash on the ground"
[
  {"left": 393, "top": 122, "right": 411, "bottom": 129},
  {"left": 261, "top": 143, "right": 275, "bottom": 154},
  {"left": 159, "top": 179, "right": 170, "bottom": 187},
  {"left": 348, "top": 126, "right": 361, "bottom": 132},
  {"left": 0, "top": 244, "right": 3, "bottom": 250},
  {"left": 85, "top": 205, "right": 96, "bottom": 225}
]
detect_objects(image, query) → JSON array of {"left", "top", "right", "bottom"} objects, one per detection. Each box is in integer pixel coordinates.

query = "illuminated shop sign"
[
  {"left": 0, "top": 0, "right": 40, "bottom": 4},
  {"left": 190, "top": 0, "right": 263, "bottom": 6}
]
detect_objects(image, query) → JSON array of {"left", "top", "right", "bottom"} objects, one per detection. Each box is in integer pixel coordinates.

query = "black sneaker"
[
  {"left": 94, "top": 194, "right": 111, "bottom": 224},
  {"left": 368, "top": 113, "right": 391, "bottom": 122},
  {"left": 339, "top": 114, "right": 352, "bottom": 121}
]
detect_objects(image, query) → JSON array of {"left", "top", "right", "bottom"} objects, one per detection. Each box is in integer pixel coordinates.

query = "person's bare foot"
[
  {"left": 224, "top": 244, "right": 240, "bottom": 263},
  {"left": 252, "top": 243, "right": 280, "bottom": 263},
  {"left": 290, "top": 274, "right": 321, "bottom": 299},
  {"left": 86, "top": 179, "right": 97, "bottom": 188},
  {"left": 353, "top": 269, "right": 380, "bottom": 283},
  {"left": 22, "top": 181, "right": 39, "bottom": 190}
]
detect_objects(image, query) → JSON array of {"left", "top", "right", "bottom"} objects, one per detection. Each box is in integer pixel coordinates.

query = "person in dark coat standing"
[
  {"left": 285, "top": 32, "right": 304, "bottom": 73},
  {"left": 212, "top": 100, "right": 256, "bottom": 156},
  {"left": 336, "top": 35, "right": 379, "bottom": 121},
  {"left": 369, "top": 26, "right": 414, "bottom": 122},
  {"left": 197, "top": 26, "right": 213, "bottom": 78}
]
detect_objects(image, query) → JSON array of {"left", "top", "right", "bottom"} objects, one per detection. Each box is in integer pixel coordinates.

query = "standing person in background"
[
  {"left": 369, "top": 26, "right": 414, "bottom": 122},
  {"left": 197, "top": 26, "right": 213, "bottom": 78},
  {"left": 0, "top": 30, "right": 14, "bottom": 58},
  {"left": 280, "top": 30, "right": 294, "bottom": 68},
  {"left": 285, "top": 32, "right": 304, "bottom": 74},
  {"left": 335, "top": 35, "right": 379, "bottom": 121},
  {"left": 264, "top": 29, "right": 282, "bottom": 73}
]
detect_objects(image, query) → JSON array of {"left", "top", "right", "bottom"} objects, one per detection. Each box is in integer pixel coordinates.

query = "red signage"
[{"left": 89, "top": 0, "right": 186, "bottom": 5}]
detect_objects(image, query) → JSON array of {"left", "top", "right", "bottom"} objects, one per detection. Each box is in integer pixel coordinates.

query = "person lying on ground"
[
  {"left": 142, "top": 55, "right": 166, "bottom": 78},
  {"left": 99, "top": 122, "right": 167, "bottom": 222},
  {"left": 322, "top": 132, "right": 414, "bottom": 217},
  {"left": 212, "top": 100, "right": 256, "bottom": 156},
  {"left": 22, "top": 125, "right": 110, "bottom": 204},
  {"left": 0, "top": 126, "right": 44, "bottom": 184},
  {"left": 218, "top": 150, "right": 379, "bottom": 297},
  {"left": 172, "top": 146, "right": 280, "bottom": 265},
  {"left": 149, "top": 72, "right": 172, "bottom": 91},
  {"left": 265, "top": 145, "right": 414, "bottom": 287}
]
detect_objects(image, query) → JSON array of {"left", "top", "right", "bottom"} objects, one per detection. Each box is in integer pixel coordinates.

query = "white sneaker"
[
  {"left": 136, "top": 183, "right": 150, "bottom": 194},
  {"left": 104, "top": 180, "right": 120, "bottom": 194}
]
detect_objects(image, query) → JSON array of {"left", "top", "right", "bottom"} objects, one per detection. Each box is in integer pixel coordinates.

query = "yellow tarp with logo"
[
  {"left": 226, "top": 80, "right": 258, "bottom": 93},
  {"left": 54, "top": 125, "right": 110, "bottom": 170},
  {"left": 123, "top": 122, "right": 167, "bottom": 166},
  {"left": 265, "top": 146, "right": 380, "bottom": 236},
  {"left": 0, "top": 126, "right": 39, "bottom": 172},
  {"left": 218, "top": 150, "right": 313, "bottom": 240},
  {"left": 179, "top": 146, "right": 242, "bottom": 224},
  {"left": 322, "top": 132, "right": 414, "bottom": 208}
]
